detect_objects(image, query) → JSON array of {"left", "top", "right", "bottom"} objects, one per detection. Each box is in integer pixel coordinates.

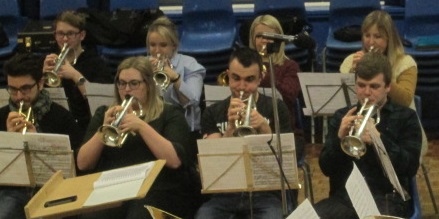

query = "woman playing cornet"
[
  {"left": 146, "top": 16, "right": 206, "bottom": 151},
  {"left": 42, "top": 11, "right": 113, "bottom": 138},
  {"left": 77, "top": 56, "right": 201, "bottom": 219}
]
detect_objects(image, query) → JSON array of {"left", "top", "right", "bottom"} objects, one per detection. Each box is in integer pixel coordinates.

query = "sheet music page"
[
  {"left": 0, "top": 132, "right": 31, "bottom": 185},
  {"left": 46, "top": 87, "right": 69, "bottom": 110},
  {"left": 286, "top": 198, "right": 320, "bottom": 219},
  {"left": 298, "top": 73, "right": 357, "bottom": 116},
  {"left": 369, "top": 125, "right": 410, "bottom": 201},
  {"left": 244, "top": 133, "right": 298, "bottom": 189},
  {"left": 197, "top": 137, "right": 248, "bottom": 191},
  {"left": 24, "top": 133, "right": 74, "bottom": 185},
  {"left": 83, "top": 161, "right": 155, "bottom": 206},
  {"left": 197, "top": 133, "right": 299, "bottom": 192},
  {"left": 346, "top": 163, "right": 381, "bottom": 219},
  {"left": 85, "top": 82, "right": 114, "bottom": 115}
]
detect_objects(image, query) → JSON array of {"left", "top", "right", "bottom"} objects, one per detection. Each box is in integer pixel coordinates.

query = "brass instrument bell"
[
  {"left": 98, "top": 95, "right": 144, "bottom": 147},
  {"left": 153, "top": 54, "right": 171, "bottom": 91},
  {"left": 44, "top": 43, "right": 70, "bottom": 87},
  {"left": 233, "top": 91, "right": 257, "bottom": 137}
]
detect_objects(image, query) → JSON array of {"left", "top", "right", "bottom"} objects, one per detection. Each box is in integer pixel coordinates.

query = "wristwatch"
[{"left": 76, "top": 76, "right": 86, "bottom": 86}]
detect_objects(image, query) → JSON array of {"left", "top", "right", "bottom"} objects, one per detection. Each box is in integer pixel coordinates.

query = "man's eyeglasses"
[
  {"left": 7, "top": 82, "right": 38, "bottom": 95},
  {"left": 54, "top": 31, "right": 80, "bottom": 39},
  {"left": 116, "top": 80, "right": 144, "bottom": 90}
]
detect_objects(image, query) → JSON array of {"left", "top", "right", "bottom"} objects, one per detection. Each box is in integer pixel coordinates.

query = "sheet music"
[
  {"left": 46, "top": 87, "right": 69, "bottom": 110},
  {"left": 85, "top": 82, "right": 114, "bottom": 115},
  {"left": 197, "top": 133, "right": 298, "bottom": 193},
  {"left": 25, "top": 133, "right": 74, "bottom": 186},
  {"left": 0, "top": 132, "right": 73, "bottom": 186},
  {"left": 298, "top": 73, "right": 357, "bottom": 116},
  {"left": 369, "top": 123, "right": 410, "bottom": 201},
  {"left": 286, "top": 198, "right": 320, "bottom": 219},
  {"left": 346, "top": 163, "right": 381, "bottom": 219},
  {"left": 0, "top": 132, "right": 32, "bottom": 186},
  {"left": 83, "top": 161, "right": 155, "bottom": 206}
]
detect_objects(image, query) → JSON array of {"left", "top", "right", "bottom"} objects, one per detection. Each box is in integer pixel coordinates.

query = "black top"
[
  {"left": 320, "top": 100, "right": 421, "bottom": 200},
  {"left": 0, "top": 102, "right": 82, "bottom": 151},
  {"left": 201, "top": 93, "right": 293, "bottom": 136},
  {"left": 58, "top": 46, "right": 113, "bottom": 136}
]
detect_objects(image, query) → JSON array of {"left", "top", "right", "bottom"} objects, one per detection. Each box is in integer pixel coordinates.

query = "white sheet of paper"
[
  {"left": 346, "top": 163, "right": 381, "bottom": 219},
  {"left": 0, "top": 132, "right": 31, "bottom": 185},
  {"left": 83, "top": 162, "right": 154, "bottom": 207},
  {"left": 286, "top": 198, "right": 320, "bottom": 219}
]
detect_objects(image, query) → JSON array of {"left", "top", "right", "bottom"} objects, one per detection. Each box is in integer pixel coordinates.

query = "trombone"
[
  {"left": 153, "top": 54, "right": 170, "bottom": 91},
  {"left": 98, "top": 95, "right": 144, "bottom": 147},
  {"left": 44, "top": 43, "right": 70, "bottom": 87},
  {"left": 233, "top": 91, "right": 257, "bottom": 137},
  {"left": 341, "top": 98, "right": 380, "bottom": 159},
  {"left": 17, "top": 100, "right": 34, "bottom": 135}
]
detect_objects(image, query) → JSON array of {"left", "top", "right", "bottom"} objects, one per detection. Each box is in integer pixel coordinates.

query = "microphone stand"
[{"left": 266, "top": 41, "right": 288, "bottom": 217}]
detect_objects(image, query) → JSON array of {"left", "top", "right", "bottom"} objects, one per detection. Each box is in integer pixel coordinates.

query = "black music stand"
[{"left": 298, "top": 73, "right": 357, "bottom": 143}]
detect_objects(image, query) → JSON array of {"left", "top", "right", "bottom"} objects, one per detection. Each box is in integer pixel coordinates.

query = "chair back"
[
  {"left": 409, "top": 177, "right": 422, "bottom": 219},
  {"left": 108, "top": 0, "right": 159, "bottom": 11},
  {"left": 39, "top": 0, "right": 88, "bottom": 19},
  {"left": 0, "top": 0, "right": 20, "bottom": 36},
  {"left": 182, "top": 0, "right": 235, "bottom": 32},
  {"left": 329, "top": 0, "right": 380, "bottom": 31},
  {"left": 254, "top": 0, "right": 306, "bottom": 19},
  {"left": 404, "top": 0, "right": 439, "bottom": 38}
]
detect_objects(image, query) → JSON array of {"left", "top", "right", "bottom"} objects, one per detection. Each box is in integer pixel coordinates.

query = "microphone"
[
  {"left": 257, "top": 32, "right": 316, "bottom": 49},
  {"left": 257, "top": 32, "right": 299, "bottom": 42}
]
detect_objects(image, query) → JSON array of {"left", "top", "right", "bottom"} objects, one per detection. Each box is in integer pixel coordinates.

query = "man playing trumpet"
[
  {"left": 314, "top": 52, "right": 422, "bottom": 218},
  {"left": 0, "top": 53, "right": 81, "bottom": 219},
  {"left": 196, "top": 47, "right": 293, "bottom": 218}
]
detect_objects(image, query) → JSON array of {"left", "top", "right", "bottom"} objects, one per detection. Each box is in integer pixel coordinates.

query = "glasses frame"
[
  {"left": 7, "top": 82, "right": 38, "bottom": 95},
  {"left": 54, "top": 31, "right": 81, "bottom": 39},
  {"left": 116, "top": 80, "right": 145, "bottom": 90}
]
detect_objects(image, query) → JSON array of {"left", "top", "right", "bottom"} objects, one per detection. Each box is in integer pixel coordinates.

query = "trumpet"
[
  {"left": 341, "top": 98, "right": 380, "bottom": 159},
  {"left": 17, "top": 101, "right": 34, "bottom": 135},
  {"left": 98, "top": 95, "right": 144, "bottom": 147},
  {"left": 233, "top": 91, "right": 257, "bottom": 137},
  {"left": 44, "top": 43, "right": 70, "bottom": 87},
  {"left": 153, "top": 54, "right": 170, "bottom": 91}
]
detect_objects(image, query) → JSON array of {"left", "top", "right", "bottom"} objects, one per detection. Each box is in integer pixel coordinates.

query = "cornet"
[
  {"left": 258, "top": 44, "right": 268, "bottom": 76},
  {"left": 233, "top": 91, "right": 257, "bottom": 137},
  {"left": 217, "top": 71, "right": 228, "bottom": 86},
  {"left": 153, "top": 54, "right": 170, "bottom": 91},
  {"left": 44, "top": 43, "right": 70, "bottom": 87},
  {"left": 341, "top": 98, "right": 380, "bottom": 159},
  {"left": 17, "top": 101, "right": 34, "bottom": 135},
  {"left": 98, "top": 95, "right": 144, "bottom": 147}
]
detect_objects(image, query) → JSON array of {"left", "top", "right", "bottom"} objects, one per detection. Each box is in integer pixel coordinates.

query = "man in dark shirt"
[
  {"left": 314, "top": 52, "right": 421, "bottom": 219},
  {"left": 196, "top": 47, "right": 294, "bottom": 219},
  {"left": 0, "top": 53, "right": 81, "bottom": 219}
]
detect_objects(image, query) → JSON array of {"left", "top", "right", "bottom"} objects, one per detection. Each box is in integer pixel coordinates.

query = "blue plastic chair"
[
  {"left": 179, "top": 0, "right": 236, "bottom": 55},
  {"left": 39, "top": 0, "right": 88, "bottom": 19},
  {"left": 99, "top": 0, "right": 158, "bottom": 73},
  {"left": 0, "top": 0, "right": 23, "bottom": 85},
  {"left": 323, "top": 0, "right": 380, "bottom": 72},
  {"left": 409, "top": 177, "right": 422, "bottom": 219},
  {"left": 108, "top": 0, "right": 158, "bottom": 11}
]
